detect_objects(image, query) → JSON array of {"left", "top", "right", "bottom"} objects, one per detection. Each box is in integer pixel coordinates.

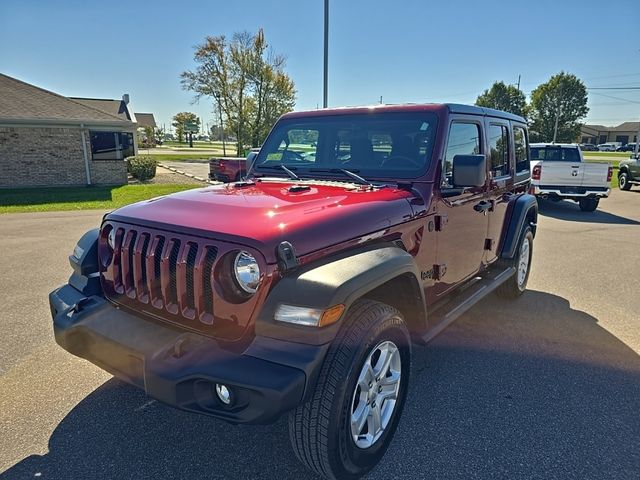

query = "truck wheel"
[
  {"left": 289, "top": 299, "right": 411, "bottom": 480},
  {"left": 496, "top": 226, "right": 533, "bottom": 299},
  {"left": 619, "top": 172, "right": 632, "bottom": 191},
  {"left": 578, "top": 197, "right": 599, "bottom": 212}
]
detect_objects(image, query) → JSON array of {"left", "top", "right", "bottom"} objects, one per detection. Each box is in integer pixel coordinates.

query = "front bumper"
[
  {"left": 50, "top": 284, "right": 329, "bottom": 424},
  {"left": 532, "top": 184, "right": 610, "bottom": 198}
]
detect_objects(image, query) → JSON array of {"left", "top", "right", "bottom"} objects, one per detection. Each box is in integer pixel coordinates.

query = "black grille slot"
[
  {"left": 185, "top": 243, "right": 198, "bottom": 309},
  {"left": 168, "top": 240, "right": 181, "bottom": 304},
  {"left": 202, "top": 247, "right": 218, "bottom": 314},
  {"left": 152, "top": 236, "right": 165, "bottom": 300},
  {"left": 140, "top": 234, "right": 150, "bottom": 285},
  {"left": 126, "top": 230, "right": 137, "bottom": 289}
]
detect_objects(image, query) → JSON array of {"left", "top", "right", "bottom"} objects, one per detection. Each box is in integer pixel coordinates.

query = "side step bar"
[{"left": 418, "top": 266, "right": 516, "bottom": 344}]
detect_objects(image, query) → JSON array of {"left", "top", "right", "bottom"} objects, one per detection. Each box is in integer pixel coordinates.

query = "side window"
[
  {"left": 489, "top": 124, "right": 509, "bottom": 178},
  {"left": 514, "top": 126, "right": 529, "bottom": 172},
  {"left": 443, "top": 122, "right": 482, "bottom": 187}
]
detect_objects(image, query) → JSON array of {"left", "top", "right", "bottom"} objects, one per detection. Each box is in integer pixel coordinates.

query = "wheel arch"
[
  {"left": 254, "top": 245, "right": 427, "bottom": 345},
  {"left": 499, "top": 194, "right": 538, "bottom": 260}
]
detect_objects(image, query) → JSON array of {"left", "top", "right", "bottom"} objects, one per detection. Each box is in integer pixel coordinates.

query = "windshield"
[
  {"left": 531, "top": 146, "right": 580, "bottom": 162},
  {"left": 253, "top": 112, "right": 438, "bottom": 180}
]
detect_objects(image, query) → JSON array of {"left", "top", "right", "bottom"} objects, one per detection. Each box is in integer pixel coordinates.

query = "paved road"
[{"left": 1, "top": 191, "right": 639, "bottom": 479}]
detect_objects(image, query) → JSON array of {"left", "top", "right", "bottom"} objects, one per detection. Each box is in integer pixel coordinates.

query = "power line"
[{"left": 587, "top": 87, "right": 640, "bottom": 90}]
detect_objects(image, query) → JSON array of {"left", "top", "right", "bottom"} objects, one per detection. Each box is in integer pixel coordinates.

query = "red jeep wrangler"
[{"left": 51, "top": 104, "right": 537, "bottom": 479}]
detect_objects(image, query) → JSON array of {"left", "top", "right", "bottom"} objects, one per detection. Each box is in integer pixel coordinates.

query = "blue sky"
[{"left": 1, "top": 0, "right": 639, "bottom": 132}]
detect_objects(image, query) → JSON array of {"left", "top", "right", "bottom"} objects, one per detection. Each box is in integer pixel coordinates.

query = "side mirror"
[{"left": 452, "top": 154, "right": 487, "bottom": 188}]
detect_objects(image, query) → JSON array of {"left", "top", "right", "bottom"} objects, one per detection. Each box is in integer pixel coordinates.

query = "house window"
[{"left": 90, "top": 131, "right": 134, "bottom": 160}]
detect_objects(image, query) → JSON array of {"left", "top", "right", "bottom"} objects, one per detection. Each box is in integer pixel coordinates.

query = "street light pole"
[{"left": 323, "top": 0, "right": 329, "bottom": 108}]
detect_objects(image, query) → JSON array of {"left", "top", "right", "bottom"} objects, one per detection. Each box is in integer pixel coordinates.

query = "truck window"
[
  {"left": 514, "top": 127, "right": 529, "bottom": 172},
  {"left": 531, "top": 146, "right": 580, "bottom": 162},
  {"left": 443, "top": 122, "right": 482, "bottom": 187},
  {"left": 489, "top": 124, "right": 510, "bottom": 178}
]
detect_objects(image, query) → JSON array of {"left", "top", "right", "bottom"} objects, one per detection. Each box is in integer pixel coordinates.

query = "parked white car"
[
  {"left": 530, "top": 143, "right": 612, "bottom": 211},
  {"left": 597, "top": 142, "right": 620, "bottom": 152}
]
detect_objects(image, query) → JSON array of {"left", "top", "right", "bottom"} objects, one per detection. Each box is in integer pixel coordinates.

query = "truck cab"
[{"left": 50, "top": 103, "right": 537, "bottom": 480}]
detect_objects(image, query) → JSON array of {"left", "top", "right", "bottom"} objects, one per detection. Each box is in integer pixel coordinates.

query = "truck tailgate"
[
  {"left": 581, "top": 162, "right": 610, "bottom": 188},
  {"left": 538, "top": 161, "right": 609, "bottom": 188}
]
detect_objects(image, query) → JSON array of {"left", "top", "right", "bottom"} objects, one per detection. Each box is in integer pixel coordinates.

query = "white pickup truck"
[{"left": 530, "top": 143, "right": 612, "bottom": 212}]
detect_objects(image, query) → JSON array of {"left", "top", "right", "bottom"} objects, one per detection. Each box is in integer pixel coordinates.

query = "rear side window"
[
  {"left": 489, "top": 124, "right": 510, "bottom": 177},
  {"left": 531, "top": 147, "right": 580, "bottom": 162},
  {"left": 514, "top": 127, "right": 529, "bottom": 172},
  {"left": 443, "top": 122, "right": 482, "bottom": 187}
]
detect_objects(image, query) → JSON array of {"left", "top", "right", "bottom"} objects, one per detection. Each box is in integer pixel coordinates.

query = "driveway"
[{"left": 1, "top": 191, "right": 639, "bottom": 479}]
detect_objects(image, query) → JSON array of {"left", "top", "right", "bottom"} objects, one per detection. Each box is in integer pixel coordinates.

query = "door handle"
[{"left": 473, "top": 200, "right": 493, "bottom": 214}]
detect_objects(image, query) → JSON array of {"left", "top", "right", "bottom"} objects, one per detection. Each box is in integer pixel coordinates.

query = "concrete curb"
[{"left": 158, "top": 163, "right": 218, "bottom": 184}]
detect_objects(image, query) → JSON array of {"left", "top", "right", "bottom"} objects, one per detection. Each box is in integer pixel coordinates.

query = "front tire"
[
  {"left": 579, "top": 197, "right": 599, "bottom": 212},
  {"left": 619, "top": 172, "right": 632, "bottom": 191},
  {"left": 496, "top": 226, "right": 533, "bottom": 299},
  {"left": 289, "top": 299, "right": 411, "bottom": 480}
]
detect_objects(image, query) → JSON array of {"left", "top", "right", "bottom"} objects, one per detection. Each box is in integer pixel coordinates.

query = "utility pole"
[
  {"left": 517, "top": 74, "right": 521, "bottom": 91},
  {"left": 323, "top": 0, "right": 329, "bottom": 108},
  {"left": 379, "top": 96, "right": 383, "bottom": 104}
]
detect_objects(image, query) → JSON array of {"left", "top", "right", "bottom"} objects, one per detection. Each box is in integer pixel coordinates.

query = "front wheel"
[
  {"left": 619, "top": 172, "right": 632, "bottom": 191},
  {"left": 579, "top": 197, "right": 599, "bottom": 212},
  {"left": 496, "top": 226, "right": 533, "bottom": 299},
  {"left": 289, "top": 300, "right": 411, "bottom": 480}
]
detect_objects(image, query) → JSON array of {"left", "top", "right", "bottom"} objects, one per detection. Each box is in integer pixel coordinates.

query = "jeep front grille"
[{"left": 102, "top": 224, "right": 219, "bottom": 326}]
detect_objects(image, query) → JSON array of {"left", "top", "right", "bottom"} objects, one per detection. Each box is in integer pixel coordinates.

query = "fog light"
[{"left": 215, "top": 383, "right": 232, "bottom": 405}]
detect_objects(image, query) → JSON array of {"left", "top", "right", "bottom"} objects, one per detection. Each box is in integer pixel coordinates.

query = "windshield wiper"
[
  {"left": 310, "top": 168, "right": 374, "bottom": 188},
  {"left": 255, "top": 164, "right": 300, "bottom": 180}
]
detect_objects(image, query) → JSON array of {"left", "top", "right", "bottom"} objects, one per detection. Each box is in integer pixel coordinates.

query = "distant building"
[
  {"left": 0, "top": 73, "right": 143, "bottom": 188},
  {"left": 580, "top": 122, "right": 640, "bottom": 146}
]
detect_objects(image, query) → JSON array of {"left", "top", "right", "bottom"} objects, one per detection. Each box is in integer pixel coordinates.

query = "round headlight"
[
  {"left": 107, "top": 228, "right": 116, "bottom": 250},
  {"left": 233, "top": 251, "right": 260, "bottom": 294}
]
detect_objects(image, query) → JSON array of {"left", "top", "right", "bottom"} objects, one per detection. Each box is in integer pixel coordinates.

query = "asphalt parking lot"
[{"left": 0, "top": 190, "right": 639, "bottom": 479}]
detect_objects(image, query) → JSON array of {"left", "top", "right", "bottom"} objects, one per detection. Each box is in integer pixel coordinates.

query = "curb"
[{"left": 158, "top": 163, "right": 218, "bottom": 185}]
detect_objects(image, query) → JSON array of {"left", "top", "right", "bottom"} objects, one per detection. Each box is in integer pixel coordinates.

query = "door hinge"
[
  {"left": 435, "top": 214, "right": 448, "bottom": 231},
  {"left": 433, "top": 263, "right": 447, "bottom": 280},
  {"left": 484, "top": 238, "right": 494, "bottom": 250}
]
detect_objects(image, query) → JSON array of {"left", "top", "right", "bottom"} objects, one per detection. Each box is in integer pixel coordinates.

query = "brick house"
[
  {"left": 0, "top": 73, "right": 139, "bottom": 188},
  {"left": 580, "top": 122, "right": 640, "bottom": 146}
]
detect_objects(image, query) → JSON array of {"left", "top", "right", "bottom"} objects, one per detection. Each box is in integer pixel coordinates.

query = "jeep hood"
[{"left": 106, "top": 180, "right": 416, "bottom": 263}]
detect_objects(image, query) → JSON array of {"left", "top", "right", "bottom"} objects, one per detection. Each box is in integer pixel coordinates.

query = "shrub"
[{"left": 126, "top": 155, "right": 157, "bottom": 181}]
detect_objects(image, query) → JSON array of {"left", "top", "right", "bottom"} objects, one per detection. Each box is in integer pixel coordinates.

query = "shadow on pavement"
[
  {"left": 3, "top": 291, "right": 639, "bottom": 479},
  {"left": 537, "top": 197, "right": 640, "bottom": 225}
]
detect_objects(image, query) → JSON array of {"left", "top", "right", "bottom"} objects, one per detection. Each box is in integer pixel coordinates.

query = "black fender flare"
[
  {"left": 254, "top": 245, "right": 426, "bottom": 345},
  {"left": 499, "top": 194, "right": 538, "bottom": 260}
]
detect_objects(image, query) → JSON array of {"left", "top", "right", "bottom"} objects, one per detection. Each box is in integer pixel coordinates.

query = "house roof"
[
  {"left": 134, "top": 113, "right": 156, "bottom": 128},
  {"left": 611, "top": 121, "right": 640, "bottom": 132},
  {"left": 70, "top": 97, "right": 132, "bottom": 121},
  {"left": 0, "top": 73, "right": 132, "bottom": 125}
]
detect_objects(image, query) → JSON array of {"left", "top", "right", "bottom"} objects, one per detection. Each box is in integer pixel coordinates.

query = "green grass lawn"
[
  {"left": 146, "top": 153, "right": 215, "bottom": 162},
  {"left": 0, "top": 184, "right": 201, "bottom": 214}
]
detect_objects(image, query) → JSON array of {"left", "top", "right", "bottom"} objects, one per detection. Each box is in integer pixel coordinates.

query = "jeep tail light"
[
  {"left": 532, "top": 164, "right": 542, "bottom": 180},
  {"left": 607, "top": 166, "right": 613, "bottom": 182}
]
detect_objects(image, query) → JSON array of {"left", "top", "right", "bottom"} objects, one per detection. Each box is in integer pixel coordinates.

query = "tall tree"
[
  {"left": 528, "top": 72, "right": 588, "bottom": 143},
  {"left": 172, "top": 112, "right": 199, "bottom": 143},
  {"left": 475, "top": 81, "right": 527, "bottom": 117},
  {"left": 181, "top": 29, "right": 296, "bottom": 156}
]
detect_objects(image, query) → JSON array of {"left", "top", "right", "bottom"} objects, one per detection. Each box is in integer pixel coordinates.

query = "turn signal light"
[
  {"left": 607, "top": 166, "right": 613, "bottom": 182},
  {"left": 319, "top": 304, "right": 345, "bottom": 327},
  {"left": 532, "top": 164, "right": 542, "bottom": 180}
]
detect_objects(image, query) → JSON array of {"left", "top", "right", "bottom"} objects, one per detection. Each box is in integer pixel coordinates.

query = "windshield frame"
[{"left": 252, "top": 111, "right": 439, "bottom": 182}]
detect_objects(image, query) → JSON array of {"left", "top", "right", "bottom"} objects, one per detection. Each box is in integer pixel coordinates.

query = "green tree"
[
  {"left": 475, "top": 81, "right": 527, "bottom": 117},
  {"left": 172, "top": 112, "right": 200, "bottom": 143},
  {"left": 181, "top": 29, "right": 296, "bottom": 156},
  {"left": 528, "top": 72, "right": 588, "bottom": 143}
]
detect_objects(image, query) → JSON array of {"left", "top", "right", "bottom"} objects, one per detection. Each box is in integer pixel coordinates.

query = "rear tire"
[
  {"left": 619, "top": 172, "right": 632, "bottom": 191},
  {"left": 578, "top": 197, "right": 599, "bottom": 212},
  {"left": 496, "top": 226, "right": 533, "bottom": 299},
  {"left": 288, "top": 299, "right": 411, "bottom": 480}
]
